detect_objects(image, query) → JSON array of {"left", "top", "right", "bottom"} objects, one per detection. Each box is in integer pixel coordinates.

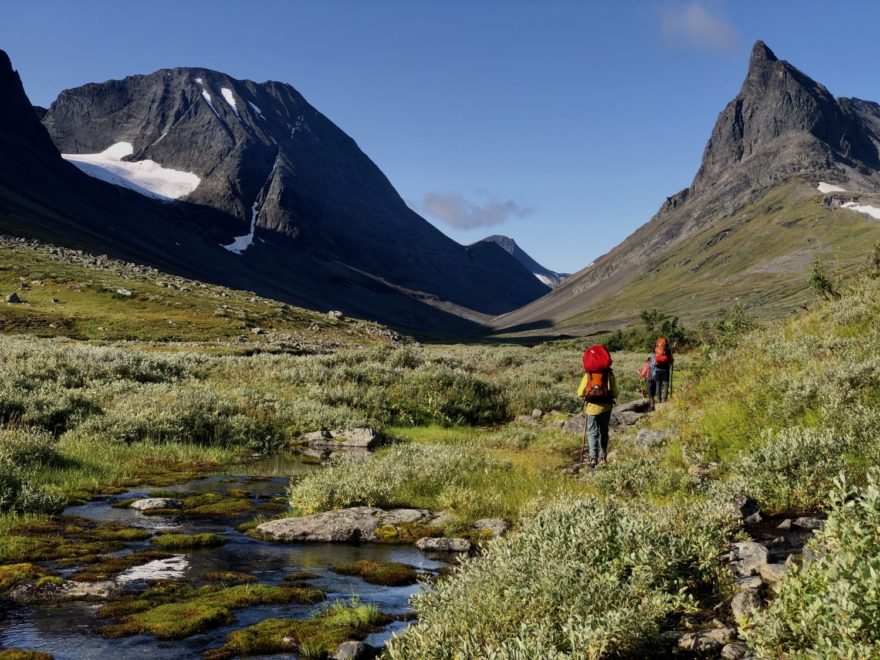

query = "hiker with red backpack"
[
  {"left": 644, "top": 337, "right": 674, "bottom": 411},
  {"left": 577, "top": 345, "right": 619, "bottom": 468}
]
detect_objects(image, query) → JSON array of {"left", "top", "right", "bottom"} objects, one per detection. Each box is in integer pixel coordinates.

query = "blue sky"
[{"left": 3, "top": 1, "right": 879, "bottom": 273}]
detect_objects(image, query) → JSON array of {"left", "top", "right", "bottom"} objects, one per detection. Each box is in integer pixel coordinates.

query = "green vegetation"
[
  {"left": 151, "top": 533, "right": 225, "bottom": 550},
  {"left": 100, "top": 584, "right": 324, "bottom": 639},
  {"left": 332, "top": 560, "right": 419, "bottom": 586},
  {"left": 203, "top": 570, "right": 257, "bottom": 584},
  {"left": 204, "top": 600, "right": 391, "bottom": 660},
  {"left": 0, "top": 651, "right": 53, "bottom": 660},
  {"left": 0, "top": 562, "right": 47, "bottom": 593}
]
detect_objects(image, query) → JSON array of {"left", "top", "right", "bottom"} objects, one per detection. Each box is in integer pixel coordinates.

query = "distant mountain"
[
  {"left": 0, "top": 51, "right": 550, "bottom": 333},
  {"left": 475, "top": 235, "right": 569, "bottom": 288},
  {"left": 493, "top": 41, "right": 880, "bottom": 337}
]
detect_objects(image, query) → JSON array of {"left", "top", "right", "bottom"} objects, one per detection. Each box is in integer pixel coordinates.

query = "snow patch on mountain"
[
  {"left": 220, "top": 88, "right": 239, "bottom": 117},
  {"left": 817, "top": 182, "right": 847, "bottom": 193},
  {"left": 842, "top": 201, "right": 880, "bottom": 220},
  {"left": 222, "top": 198, "right": 260, "bottom": 254},
  {"left": 62, "top": 142, "right": 200, "bottom": 201},
  {"left": 248, "top": 101, "right": 265, "bottom": 120}
]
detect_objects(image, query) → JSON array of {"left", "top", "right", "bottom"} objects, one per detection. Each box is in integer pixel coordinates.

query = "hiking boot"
[
  {"left": 587, "top": 458, "right": 597, "bottom": 469},
  {"left": 598, "top": 456, "right": 608, "bottom": 467}
]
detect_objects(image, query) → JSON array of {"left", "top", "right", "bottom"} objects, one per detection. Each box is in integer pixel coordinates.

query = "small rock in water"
[
  {"left": 415, "top": 537, "right": 471, "bottom": 553},
  {"left": 334, "top": 640, "right": 371, "bottom": 660},
  {"left": 777, "top": 518, "right": 793, "bottom": 530},
  {"left": 129, "top": 497, "right": 182, "bottom": 511}
]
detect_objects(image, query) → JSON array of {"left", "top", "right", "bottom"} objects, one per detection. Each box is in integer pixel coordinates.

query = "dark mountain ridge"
[
  {"left": 493, "top": 41, "right": 880, "bottom": 335},
  {"left": 0, "top": 51, "right": 550, "bottom": 333},
  {"left": 474, "top": 235, "right": 569, "bottom": 288}
]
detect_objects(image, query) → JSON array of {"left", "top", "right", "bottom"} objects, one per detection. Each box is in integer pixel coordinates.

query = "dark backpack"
[{"left": 584, "top": 369, "right": 613, "bottom": 403}]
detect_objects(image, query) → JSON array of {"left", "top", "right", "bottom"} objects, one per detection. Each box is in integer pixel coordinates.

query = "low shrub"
[
  {"left": 386, "top": 497, "right": 736, "bottom": 658},
  {"left": 746, "top": 470, "right": 880, "bottom": 657}
]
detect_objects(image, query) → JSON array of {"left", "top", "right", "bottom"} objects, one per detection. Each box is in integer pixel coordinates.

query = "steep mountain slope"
[
  {"left": 0, "top": 51, "right": 548, "bottom": 335},
  {"left": 493, "top": 41, "right": 880, "bottom": 337},
  {"left": 474, "top": 235, "right": 570, "bottom": 287},
  {"left": 40, "top": 66, "right": 548, "bottom": 318}
]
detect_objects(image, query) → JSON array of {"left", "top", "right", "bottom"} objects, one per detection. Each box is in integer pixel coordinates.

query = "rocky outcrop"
[
  {"left": 129, "top": 497, "right": 182, "bottom": 511},
  {"left": 415, "top": 537, "right": 472, "bottom": 553},
  {"left": 254, "top": 507, "right": 436, "bottom": 543}
]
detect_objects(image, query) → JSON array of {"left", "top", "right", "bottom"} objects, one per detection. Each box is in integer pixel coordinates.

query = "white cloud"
[
  {"left": 421, "top": 191, "right": 533, "bottom": 229},
  {"left": 660, "top": 2, "right": 739, "bottom": 53}
]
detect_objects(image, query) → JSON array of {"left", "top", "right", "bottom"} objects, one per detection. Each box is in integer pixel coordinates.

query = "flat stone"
[
  {"left": 415, "top": 537, "right": 471, "bottom": 553},
  {"left": 777, "top": 518, "right": 792, "bottom": 531},
  {"left": 732, "top": 590, "right": 763, "bottom": 624},
  {"left": 613, "top": 398, "right": 651, "bottom": 414},
  {"left": 473, "top": 518, "right": 509, "bottom": 537},
  {"left": 794, "top": 516, "right": 824, "bottom": 531},
  {"left": 129, "top": 497, "right": 182, "bottom": 511},
  {"left": 10, "top": 579, "right": 120, "bottom": 604},
  {"left": 255, "top": 507, "right": 434, "bottom": 543},
  {"left": 731, "top": 541, "right": 769, "bottom": 577},
  {"left": 562, "top": 414, "right": 587, "bottom": 435},
  {"left": 677, "top": 627, "right": 736, "bottom": 653},
  {"left": 721, "top": 641, "right": 750, "bottom": 660},
  {"left": 759, "top": 562, "right": 788, "bottom": 583},
  {"left": 614, "top": 410, "right": 643, "bottom": 426}
]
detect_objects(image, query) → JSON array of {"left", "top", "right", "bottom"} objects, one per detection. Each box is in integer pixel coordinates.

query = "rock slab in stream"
[
  {"left": 10, "top": 579, "right": 120, "bottom": 604},
  {"left": 416, "top": 537, "right": 472, "bottom": 553},
  {"left": 129, "top": 497, "right": 182, "bottom": 511},
  {"left": 298, "top": 428, "right": 379, "bottom": 449},
  {"left": 334, "top": 641, "right": 374, "bottom": 659},
  {"left": 255, "top": 507, "right": 434, "bottom": 543}
]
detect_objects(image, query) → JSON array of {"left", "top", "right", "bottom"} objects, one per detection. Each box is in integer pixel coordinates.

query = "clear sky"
[{"left": 3, "top": 1, "right": 879, "bottom": 274}]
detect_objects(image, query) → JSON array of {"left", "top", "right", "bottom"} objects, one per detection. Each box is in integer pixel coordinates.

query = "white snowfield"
[
  {"left": 222, "top": 199, "right": 260, "bottom": 254},
  {"left": 221, "top": 87, "right": 239, "bottom": 117},
  {"left": 62, "top": 142, "right": 200, "bottom": 201},
  {"left": 535, "top": 273, "right": 555, "bottom": 287},
  {"left": 817, "top": 182, "right": 847, "bottom": 193},
  {"left": 841, "top": 201, "right": 880, "bottom": 220}
]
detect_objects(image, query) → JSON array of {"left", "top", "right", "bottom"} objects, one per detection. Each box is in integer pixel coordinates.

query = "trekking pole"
[
  {"left": 579, "top": 398, "right": 588, "bottom": 464},
  {"left": 669, "top": 364, "right": 674, "bottom": 398}
]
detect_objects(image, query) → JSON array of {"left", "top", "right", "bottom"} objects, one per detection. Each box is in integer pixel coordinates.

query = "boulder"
[
  {"left": 635, "top": 429, "right": 668, "bottom": 448},
  {"left": 5, "top": 292, "right": 21, "bottom": 303},
  {"left": 777, "top": 518, "right": 792, "bottom": 531},
  {"left": 731, "top": 494, "right": 760, "bottom": 519},
  {"left": 335, "top": 641, "right": 372, "bottom": 660},
  {"left": 562, "top": 414, "right": 586, "bottom": 435},
  {"left": 721, "top": 641, "right": 750, "bottom": 660},
  {"left": 677, "top": 626, "right": 736, "bottom": 653},
  {"left": 613, "top": 410, "right": 644, "bottom": 426},
  {"left": 129, "top": 497, "right": 182, "bottom": 511},
  {"left": 115, "top": 288, "right": 133, "bottom": 297},
  {"left": 415, "top": 537, "right": 471, "bottom": 553},
  {"left": 731, "top": 590, "right": 763, "bottom": 624},
  {"left": 530, "top": 409, "right": 543, "bottom": 419},
  {"left": 730, "top": 541, "right": 769, "bottom": 577},
  {"left": 734, "top": 575, "right": 763, "bottom": 592},
  {"left": 297, "top": 428, "right": 379, "bottom": 449},
  {"left": 255, "top": 507, "right": 434, "bottom": 543},
  {"left": 613, "top": 399, "right": 651, "bottom": 414},
  {"left": 793, "top": 516, "right": 824, "bottom": 530},
  {"left": 744, "top": 511, "right": 763, "bottom": 525},
  {"left": 759, "top": 562, "right": 788, "bottom": 583},
  {"left": 474, "top": 518, "right": 509, "bottom": 537},
  {"left": 515, "top": 414, "right": 535, "bottom": 425}
]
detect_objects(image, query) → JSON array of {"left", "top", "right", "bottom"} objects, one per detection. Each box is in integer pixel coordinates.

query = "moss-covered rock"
[
  {"left": 151, "top": 533, "right": 225, "bottom": 550},
  {"left": 0, "top": 563, "right": 46, "bottom": 593},
  {"left": 202, "top": 571, "right": 256, "bottom": 584},
  {"left": 332, "top": 560, "right": 419, "bottom": 586},
  {"left": 0, "top": 650, "right": 54, "bottom": 660}
]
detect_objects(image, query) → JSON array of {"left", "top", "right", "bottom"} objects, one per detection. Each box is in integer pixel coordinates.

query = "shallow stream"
[{"left": 0, "top": 454, "right": 446, "bottom": 659}]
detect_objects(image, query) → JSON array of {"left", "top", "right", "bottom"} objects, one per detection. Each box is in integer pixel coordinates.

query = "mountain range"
[
  {"left": 492, "top": 41, "right": 880, "bottom": 337},
  {"left": 473, "top": 235, "right": 569, "bottom": 288},
  {"left": 0, "top": 50, "right": 549, "bottom": 334}
]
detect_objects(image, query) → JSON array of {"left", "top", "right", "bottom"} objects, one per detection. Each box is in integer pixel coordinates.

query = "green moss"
[
  {"left": 89, "top": 527, "right": 152, "bottom": 542},
  {"left": 283, "top": 571, "right": 320, "bottom": 582},
  {"left": 226, "top": 488, "right": 250, "bottom": 498},
  {"left": 0, "top": 650, "right": 54, "bottom": 660},
  {"left": 142, "top": 492, "right": 254, "bottom": 518},
  {"left": 70, "top": 551, "right": 174, "bottom": 582},
  {"left": 0, "top": 563, "right": 46, "bottom": 593},
  {"left": 373, "top": 522, "right": 442, "bottom": 544},
  {"left": 202, "top": 570, "right": 256, "bottom": 584},
  {"left": 203, "top": 601, "right": 392, "bottom": 660},
  {"left": 34, "top": 575, "right": 64, "bottom": 589},
  {"left": 151, "top": 533, "right": 225, "bottom": 550},
  {"left": 100, "top": 584, "right": 325, "bottom": 639},
  {"left": 332, "top": 560, "right": 419, "bottom": 586}
]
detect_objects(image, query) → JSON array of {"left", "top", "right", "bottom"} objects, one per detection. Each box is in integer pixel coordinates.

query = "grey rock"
[
  {"left": 327, "top": 310, "right": 344, "bottom": 321},
  {"left": 613, "top": 399, "right": 652, "bottom": 414},
  {"left": 129, "top": 497, "right": 182, "bottom": 511},
  {"left": 735, "top": 576, "right": 764, "bottom": 592},
  {"left": 732, "top": 590, "right": 763, "bottom": 624},
  {"left": 687, "top": 462, "right": 720, "bottom": 478},
  {"left": 614, "top": 410, "right": 643, "bottom": 426},
  {"left": 635, "top": 428, "right": 668, "bottom": 448},
  {"left": 744, "top": 511, "right": 763, "bottom": 525},
  {"left": 416, "top": 537, "right": 471, "bottom": 553},
  {"left": 250, "top": 326, "right": 264, "bottom": 335},
  {"left": 10, "top": 579, "right": 120, "bottom": 604},
  {"left": 255, "top": 507, "right": 434, "bottom": 543},
  {"left": 731, "top": 494, "right": 760, "bottom": 519},
  {"left": 562, "top": 414, "right": 587, "bottom": 435},
  {"left": 515, "top": 414, "right": 535, "bottom": 425},
  {"left": 473, "top": 518, "right": 509, "bottom": 537},
  {"left": 298, "top": 427, "right": 379, "bottom": 449},
  {"left": 334, "top": 640, "right": 370, "bottom": 660},
  {"left": 731, "top": 541, "right": 769, "bottom": 577},
  {"left": 115, "top": 288, "right": 133, "bottom": 297},
  {"left": 5, "top": 292, "right": 21, "bottom": 303},
  {"left": 530, "top": 408, "right": 543, "bottom": 419},
  {"left": 759, "top": 562, "right": 789, "bottom": 583},
  {"left": 677, "top": 626, "right": 736, "bottom": 653},
  {"left": 721, "top": 641, "right": 750, "bottom": 660},
  {"left": 794, "top": 516, "right": 824, "bottom": 530},
  {"left": 777, "top": 518, "right": 793, "bottom": 531}
]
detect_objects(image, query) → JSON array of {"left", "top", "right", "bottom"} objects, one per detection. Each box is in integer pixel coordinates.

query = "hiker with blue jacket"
[
  {"left": 578, "top": 345, "right": 619, "bottom": 468},
  {"left": 643, "top": 337, "right": 674, "bottom": 410}
]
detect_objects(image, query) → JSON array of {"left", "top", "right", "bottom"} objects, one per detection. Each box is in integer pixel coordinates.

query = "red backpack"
[
  {"left": 582, "top": 345, "right": 613, "bottom": 403},
  {"left": 654, "top": 337, "right": 672, "bottom": 366}
]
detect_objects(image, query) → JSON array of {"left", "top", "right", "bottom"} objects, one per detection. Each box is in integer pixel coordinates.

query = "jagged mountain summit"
[
  {"left": 474, "top": 235, "right": 569, "bottom": 288},
  {"left": 493, "top": 41, "right": 880, "bottom": 337},
  {"left": 0, "top": 52, "right": 551, "bottom": 333}
]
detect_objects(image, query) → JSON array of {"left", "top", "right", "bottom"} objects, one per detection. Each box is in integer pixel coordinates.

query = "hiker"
[
  {"left": 577, "top": 345, "right": 618, "bottom": 468},
  {"left": 646, "top": 337, "right": 674, "bottom": 410}
]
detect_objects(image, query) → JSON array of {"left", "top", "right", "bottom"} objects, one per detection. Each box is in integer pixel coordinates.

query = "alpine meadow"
[{"left": 2, "top": 5, "right": 880, "bottom": 660}]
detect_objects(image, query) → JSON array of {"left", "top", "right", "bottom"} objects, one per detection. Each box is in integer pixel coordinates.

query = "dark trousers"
[
  {"left": 649, "top": 379, "right": 669, "bottom": 404},
  {"left": 587, "top": 411, "right": 611, "bottom": 461}
]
